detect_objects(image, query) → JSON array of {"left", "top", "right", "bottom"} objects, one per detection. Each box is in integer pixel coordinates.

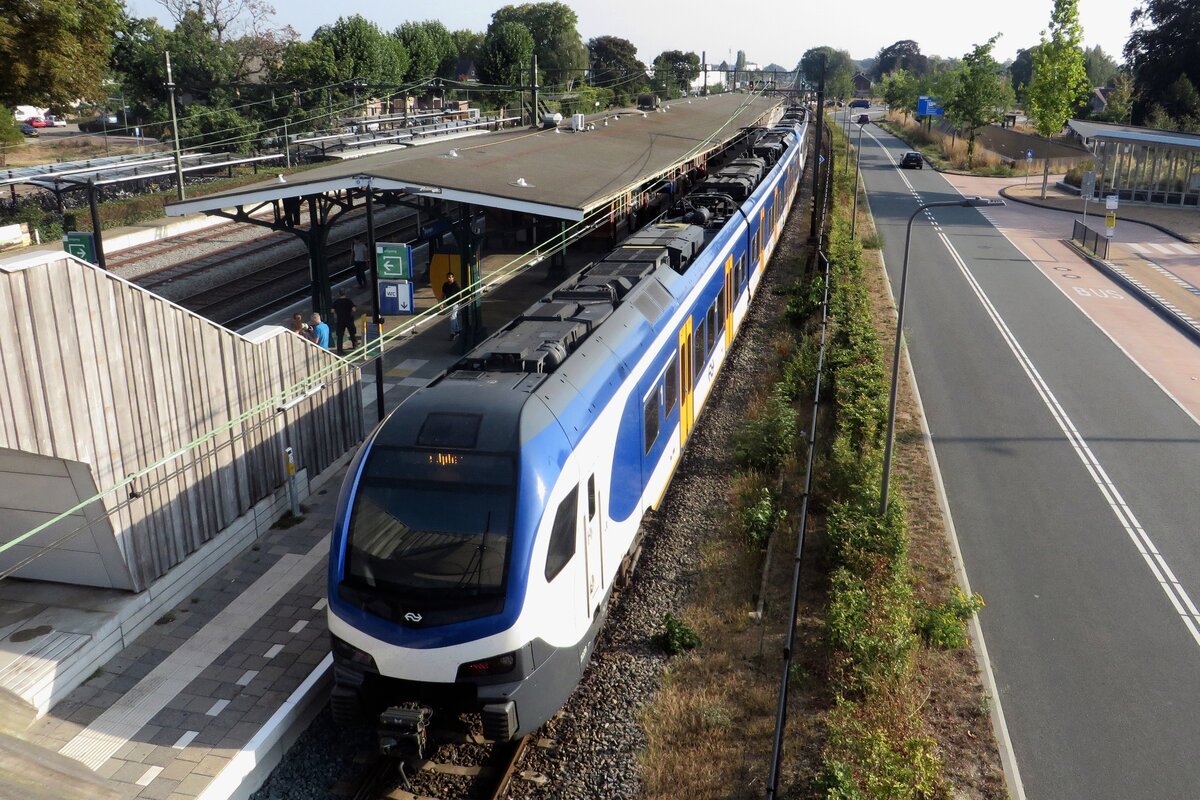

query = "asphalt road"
[{"left": 848, "top": 112, "right": 1200, "bottom": 799}]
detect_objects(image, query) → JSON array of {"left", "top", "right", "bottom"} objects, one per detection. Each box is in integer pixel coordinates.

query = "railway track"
[
  {"left": 341, "top": 730, "right": 535, "bottom": 800},
  {"left": 129, "top": 209, "right": 416, "bottom": 329}
]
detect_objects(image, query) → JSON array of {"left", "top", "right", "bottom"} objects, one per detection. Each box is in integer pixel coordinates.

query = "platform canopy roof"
[{"left": 165, "top": 94, "right": 781, "bottom": 222}]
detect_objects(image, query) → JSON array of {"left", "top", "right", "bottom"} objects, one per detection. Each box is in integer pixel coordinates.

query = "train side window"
[
  {"left": 545, "top": 489, "right": 578, "bottom": 582},
  {"left": 706, "top": 302, "right": 717, "bottom": 350},
  {"left": 587, "top": 475, "right": 596, "bottom": 520},
  {"left": 717, "top": 286, "right": 727, "bottom": 332},
  {"left": 643, "top": 388, "right": 660, "bottom": 454},
  {"left": 736, "top": 255, "right": 746, "bottom": 286},
  {"left": 664, "top": 355, "right": 678, "bottom": 414},
  {"left": 694, "top": 319, "right": 707, "bottom": 368}
]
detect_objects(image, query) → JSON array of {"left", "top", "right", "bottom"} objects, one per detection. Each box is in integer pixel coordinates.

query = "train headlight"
[
  {"left": 331, "top": 634, "right": 378, "bottom": 670},
  {"left": 456, "top": 651, "right": 517, "bottom": 679}
]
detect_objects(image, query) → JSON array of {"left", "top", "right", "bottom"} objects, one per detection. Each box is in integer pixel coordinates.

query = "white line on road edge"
[
  {"left": 858, "top": 182, "right": 1026, "bottom": 800},
  {"left": 936, "top": 228, "right": 1200, "bottom": 647}
]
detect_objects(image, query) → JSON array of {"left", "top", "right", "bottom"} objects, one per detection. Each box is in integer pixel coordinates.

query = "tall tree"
[
  {"left": 1027, "top": 0, "right": 1090, "bottom": 138},
  {"left": 944, "top": 35, "right": 1006, "bottom": 166},
  {"left": 1083, "top": 44, "right": 1119, "bottom": 87},
  {"left": 311, "top": 15, "right": 409, "bottom": 86},
  {"left": 477, "top": 20, "right": 534, "bottom": 89},
  {"left": 587, "top": 36, "right": 647, "bottom": 104},
  {"left": 0, "top": 0, "right": 123, "bottom": 107},
  {"left": 1008, "top": 45, "right": 1041, "bottom": 99},
  {"left": 1125, "top": 0, "right": 1200, "bottom": 123},
  {"left": 450, "top": 29, "right": 484, "bottom": 69},
  {"left": 799, "top": 46, "right": 855, "bottom": 97},
  {"left": 395, "top": 20, "right": 455, "bottom": 82},
  {"left": 880, "top": 68, "right": 919, "bottom": 118},
  {"left": 1097, "top": 71, "right": 1136, "bottom": 123},
  {"left": 734, "top": 49, "right": 747, "bottom": 72},
  {"left": 874, "top": 40, "right": 928, "bottom": 80},
  {"left": 491, "top": 3, "right": 586, "bottom": 86},
  {"left": 652, "top": 50, "right": 700, "bottom": 97}
]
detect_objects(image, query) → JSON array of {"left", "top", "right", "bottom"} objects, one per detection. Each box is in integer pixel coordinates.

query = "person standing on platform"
[
  {"left": 441, "top": 272, "right": 463, "bottom": 339},
  {"left": 351, "top": 237, "right": 367, "bottom": 287},
  {"left": 332, "top": 290, "right": 358, "bottom": 354},
  {"left": 310, "top": 312, "right": 331, "bottom": 348}
]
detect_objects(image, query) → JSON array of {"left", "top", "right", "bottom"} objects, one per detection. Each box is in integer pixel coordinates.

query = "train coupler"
[{"left": 377, "top": 703, "right": 433, "bottom": 760}]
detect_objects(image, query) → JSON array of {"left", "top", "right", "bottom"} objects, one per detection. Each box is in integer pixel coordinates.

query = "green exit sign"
[
  {"left": 64, "top": 231, "right": 97, "bottom": 264},
  {"left": 376, "top": 242, "right": 411, "bottom": 279}
]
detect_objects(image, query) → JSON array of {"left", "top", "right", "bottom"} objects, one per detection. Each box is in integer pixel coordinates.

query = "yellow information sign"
[{"left": 1105, "top": 212, "right": 1117, "bottom": 228}]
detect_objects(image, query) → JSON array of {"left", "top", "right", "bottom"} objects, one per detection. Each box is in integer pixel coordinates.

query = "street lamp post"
[
  {"left": 355, "top": 175, "right": 386, "bottom": 422},
  {"left": 850, "top": 120, "right": 866, "bottom": 239},
  {"left": 879, "top": 196, "right": 1004, "bottom": 518}
]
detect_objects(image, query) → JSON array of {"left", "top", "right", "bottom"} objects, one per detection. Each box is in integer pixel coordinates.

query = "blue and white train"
[{"left": 327, "top": 107, "right": 809, "bottom": 742}]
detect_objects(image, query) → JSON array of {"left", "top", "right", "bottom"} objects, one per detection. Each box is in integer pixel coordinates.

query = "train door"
[
  {"left": 678, "top": 317, "right": 694, "bottom": 448},
  {"left": 724, "top": 256, "right": 734, "bottom": 349},
  {"left": 584, "top": 474, "right": 603, "bottom": 614}
]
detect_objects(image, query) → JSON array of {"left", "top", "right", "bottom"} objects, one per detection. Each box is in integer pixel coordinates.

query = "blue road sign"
[
  {"left": 818, "top": 154, "right": 825, "bottom": 165},
  {"left": 917, "top": 96, "right": 944, "bottom": 116},
  {"left": 1025, "top": 148, "right": 1034, "bottom": 160}
]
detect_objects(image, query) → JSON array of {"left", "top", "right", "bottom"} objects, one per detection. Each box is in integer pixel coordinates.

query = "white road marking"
[
  {"left": 1171, "top": 243, "right": 1197, "bottom": 255},
  {"left": 1129, "top": 243, "right": 1152, "bottom": 254},
  {"left": 206, "top": 698, "right": 230, "bottom": 716},
  {"left": 1150, "top": 243, "right": 1176, "bottom": 254},
  {"left": 935, "top": 229, "right": 1200, "bottom": 649}
]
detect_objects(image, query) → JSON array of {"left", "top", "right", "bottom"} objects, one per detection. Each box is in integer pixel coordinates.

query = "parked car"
[
  {"left": 19, "top": 122, "right": 38, "bottom": 137},
  {"left": 27, "top": 117, "right": 51, "bottom": 128},
  {"left": 849, "top": 99, "right": 870, "bottom": 109},
  {"left": 900, "top": 151, "right": 924, "bottom": 169},
  {"left": 44, "top": 114, "right": 67, "bottom": 127}
]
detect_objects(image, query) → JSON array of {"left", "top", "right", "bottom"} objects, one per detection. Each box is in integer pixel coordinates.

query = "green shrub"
[
  {"left": 827, "top": 567, "right": 916, "bottom": 693},
  {"left": 817, "top": 698, "right": 946, "bottom": 800},
  {"left": 915, "top": 587, "right": 985, "bottom": 649},
  {"left": 736, "top": 486, "right": 786, "bottom": 547},
  {"left": 779, "top": 335, "right": 822, "bottom": 402},
  {"left": 826, "top": 499, "right": 907, "bottom": 573},
  {"left": 654, "top": 612, "right": 701, "bottom": 655},
  {"left": 860, "top": 231, "right": 884, "bottom": 250},
  {"left": 784, "top": 273, "right": 827, "bottom": 328},
  {"left": 733, "top": 390, "right": 799, "bottom": 471}
]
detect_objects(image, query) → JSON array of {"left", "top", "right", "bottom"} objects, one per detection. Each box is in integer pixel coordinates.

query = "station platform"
[{"left": 0, "top": 241, "right": 597, "bottom": 800}]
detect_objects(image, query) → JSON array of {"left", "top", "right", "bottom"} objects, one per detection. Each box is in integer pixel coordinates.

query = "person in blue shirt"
[{"left": 309, "top": 312, "right": 331, "bottom": 348}]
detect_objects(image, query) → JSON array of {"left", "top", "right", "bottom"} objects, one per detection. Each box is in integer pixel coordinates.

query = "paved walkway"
[
  {"left": 949, "top": 172, "right": 1200, "bottom": 422},
  {"left": 0, "top": 233, "right": 601, "bottom": 800},
  {"left": 1000, "top": 180, "right": 1200, "bottom": 244}
]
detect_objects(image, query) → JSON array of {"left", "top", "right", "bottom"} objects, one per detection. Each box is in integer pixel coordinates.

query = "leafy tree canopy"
[
  {"left": 587, "top": 36, "right": 647, "bottom": 103},
  {"left": 944, "top": 34, "right": 1006, "bottom": 165},
  {"left": 1008, "top": 45, "right": 1041, "bottom": 98},
  {"left": 880, "top": 68, "right": 919, "bottom": 117},
  {"left": 395, "top": 20, "right": 455, "bottom": 82},
  {"left": 798, "top": 47, "right": 855, "bottom": 97},
  {"left": 491, "top": 2, "right": 586, "bottom": 86},
  {"left": 874, "top": 40, "right": 928, "bottom": 80},
  {"left": 1084, "top": 44, "right": 1119, "bottom": 87},
  {"left": 1125, "top": 0, "right": 1200, "bottom": 121},
  {"left": 1027, "top": 0, "right": 1090, "bottom": 137},
  {"left": 652, "top": 50, "right": 700, "bottom": 96},
  {"left": 311, "top": 15, "right": 409, "bottom": 86},
  {"left": 477, "top": 20, "right": 534, "bottom": 89},
  {"left": 0, "top": 0, "right": 124, "bottom": 107}
]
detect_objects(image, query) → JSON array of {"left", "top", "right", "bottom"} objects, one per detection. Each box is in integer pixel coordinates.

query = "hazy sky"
[{"left": 127, "top": 0, "right": 1143, "bottom": 66}]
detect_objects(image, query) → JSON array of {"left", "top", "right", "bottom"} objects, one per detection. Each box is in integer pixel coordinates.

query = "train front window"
[{"left": 341, "top": 447, "right": 514, "bottom": 627}]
